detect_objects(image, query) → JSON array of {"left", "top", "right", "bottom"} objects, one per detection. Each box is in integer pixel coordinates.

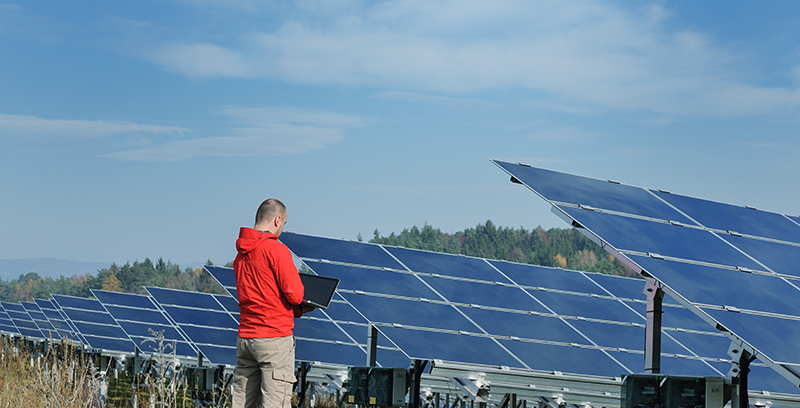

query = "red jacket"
[{"left": 234, "top": 228, "right": 304, "bottom": 338}]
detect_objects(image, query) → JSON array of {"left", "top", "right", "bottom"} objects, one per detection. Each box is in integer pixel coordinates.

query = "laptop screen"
[{"left": 299, "top": 274, "right": 340, "bottom": 309}]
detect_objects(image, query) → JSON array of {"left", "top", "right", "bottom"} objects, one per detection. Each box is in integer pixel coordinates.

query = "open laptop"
[{"left": 299, "top": 274, "right": 340, "bottom": 309}]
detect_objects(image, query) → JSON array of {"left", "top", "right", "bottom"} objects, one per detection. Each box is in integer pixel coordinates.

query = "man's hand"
[{"left": 300, "top": 304, "right": 316, "bottom": 315}]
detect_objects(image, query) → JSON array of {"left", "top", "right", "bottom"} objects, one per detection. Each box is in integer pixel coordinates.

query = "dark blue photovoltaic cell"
[
  {"left": 499, "top": 339, "right": 627, "bottom": 376},
  {"left": 458, "top": 307, "right": 585, "bottom": 344},
  {"left": 385, "top": 247, "right": 511, "bottom": 282},
  {"left": 420, "top": 276, "right": 550, "bottom": 313},
  {"left": 180, "top": 325, "right": 237, "bottom": 351},
  {"left": 81, "top": 335, "right": 137, "bottom": 354},
  {"left": 723, "top": 234, "right": 800, "bottom": 279},
  {"left": 560, "top": 207, "right": 763, "bottom": 269},
  {"left": 337, "top": 322, "right": 397, "bottom": 348},
  {"left": 375, "top": 349, "right": 412, "bottom": 369},
  {"left": 294, "top": 319, "right": 355, "bottom": 344},
  {"left": 304, "top": 261, "right": 438, "bottom": 300},
  {"left": 228, "top": 288, "right": 239, "bottom": 300},
  {"left": 160, "top": 305, "right": 237, "bottom": 329},
  {"left": 281, "top": 232, "right": 403, "bottom": 269},
  {"left": 381, "top": 326, "right": 524, "bottom": 368},
  {"left": 533, "top": 291, "right": 642, "bottom": 323},
  {"left": 653, "top": 190, "right": 800, "bottom": 244},
  {"left": 701, "top": 308, "right": 800, "bottom": 366},
  {"left": 192, "top": 344, "right": 236, "bottom": 366},
  {"left": 630, "top": 255, "right": 800, "bottom": 316},
  {"left": 585, "top": 274, "right": 681, "bottom": 305},
  {"left": 147, "top": 287, "right": 226, "bottom": 311},
  {"left": 493, "top": 160, "right": 693, "bottom": 223},
  {"left": 666, "top": 331, "right": 730, "bottom": 361},
  {"left": 319, "top": 299, "right": 367, "bottom": 323},
  {"left": 61, "top": 308, "right": 119, "bottom": 326},
  {"left": 93, "top": 290, "right": 158, "bottom": 310},
  {"left": 103, "top": 306, "right": 169, "bottom": 324},
  {"left": 205, "top": 265, "right": 237, "bottom": 288},
  {"left": 488, "top": 260, "right": 604, "bottom": 295},
  {"left": 655, "top": 304, "right": 715, "bottom": 333},
  {"left": 341, "top": 294, "right": 477, "bottom": 332},
  {"left": 53, "top": 295, "right": 106, "bottom": 312},
  {"left": 748, "top": 365, "right": 800, "bottom": 394},
  {"left": 72, "top": 321, "right": 131, "bottom": 339},
  {"left": 296, "top": 339, "right": 367, "bottom": 366},
  {"left": 567, "top": 320, "right": 643, "bottom": 350},
  {"left": 214, "top": 295, "right": 240, "bottom": 314}
]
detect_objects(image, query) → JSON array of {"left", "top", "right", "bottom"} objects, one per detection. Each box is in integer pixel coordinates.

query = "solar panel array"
[{"left": 492, "top": 159, "right": 800, "bottom": 392}]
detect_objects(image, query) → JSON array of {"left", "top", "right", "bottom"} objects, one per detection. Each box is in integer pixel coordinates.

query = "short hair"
[{"left": 255, "top": 198, "right": 286, "bottom": 225}]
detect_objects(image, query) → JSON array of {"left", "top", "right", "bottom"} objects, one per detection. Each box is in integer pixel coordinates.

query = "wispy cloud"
[
  {"left": 151, "top": 0, "right": 800, "bottom": 117},
  {"left": 104, "top": 107, "right": 363, "bottom": 161},
  {"left": 0, "top": 113, "right": 188, "bottom": 141}
]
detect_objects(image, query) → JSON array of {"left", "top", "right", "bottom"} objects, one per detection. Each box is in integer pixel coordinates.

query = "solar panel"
[
  {"left": 34, "top": 297, "right": 86, "bottom": 345},
  {"left": 204, "top": 265, "right": 237, "bottom": 297},
  {"left": 21, "top": 301, "right": 63, "bottom": 340},
  {"left": 0, "top": 304, "right": 21, "bottom": 336},
  {"left": 492, "top": 159, "right": 800, "bottom": 391},
  {"left": 1, "top": 302, "right": 44, "bottom": 339},
  {"left": 51, "top": 294, "right": 136, "bottom": 355},
  {"left": 91, "top": 290, "right": 199, "bottom": 359},
  {"left": 282, "top": 234, "right": 735, "bottom": 377},
  {"left": 145, "top": 286, "right": 239, "bottom": 366}
]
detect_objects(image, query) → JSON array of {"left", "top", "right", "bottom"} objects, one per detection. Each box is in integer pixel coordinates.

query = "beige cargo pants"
[{"left": 232, "top": 336, "right": 296, "bottom": 408}]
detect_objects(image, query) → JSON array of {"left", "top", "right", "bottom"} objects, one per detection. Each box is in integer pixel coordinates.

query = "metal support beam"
[
  {"left": 729, "top": 343, "right": 755, "bottom": 408},
  {"left": 367, "top": 324, "right": 378, "bottom": 367},
  {"left": 296, "top": 362, "right": 311, "bottom": 408},
  {"left": 643, "top": 281, "right": 664, "bottom": 374},
  {"left": 408, "top": 360, "right": 427, "bottom": 408}
]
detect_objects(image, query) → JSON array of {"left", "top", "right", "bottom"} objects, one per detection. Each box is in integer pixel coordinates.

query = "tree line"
[
  {"left": 0, "top": 221, "right": 636, "bottom": 303},
  {"left": 0, "top": 258, "right": 227, "bottom": 303},
  {"left": 370, "top": 221, "right": 636, "bottom": 277}
]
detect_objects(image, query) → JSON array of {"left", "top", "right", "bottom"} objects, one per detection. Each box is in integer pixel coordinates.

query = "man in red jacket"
[{"left": 232, "top": 198, "right": 311, "bottom": 408}]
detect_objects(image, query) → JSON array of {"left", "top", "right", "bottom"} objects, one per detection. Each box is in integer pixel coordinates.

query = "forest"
[{"left": 0, "top": 221, "right": 636, "bottom": 303}]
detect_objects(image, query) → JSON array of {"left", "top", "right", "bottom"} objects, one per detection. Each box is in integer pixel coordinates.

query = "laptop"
[{"left": 299, "top": 274, "right": 340, "bottom": 309}]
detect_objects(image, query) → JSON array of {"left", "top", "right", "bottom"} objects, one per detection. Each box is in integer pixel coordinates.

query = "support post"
[
  {"left": 367, "top": 324, "right": 378, "bottom": 367},
  {"left": 297, "top": 362, "right": 310, "bottom": 408},
  {"left": 728, "top": 343, "right": 754, "bottom": 408},
  {"left": 643, "top": 281, "right": 664, "bottom": 374},
  {"left": 408, "top": 360, "right": 426, "bottom": 408}
]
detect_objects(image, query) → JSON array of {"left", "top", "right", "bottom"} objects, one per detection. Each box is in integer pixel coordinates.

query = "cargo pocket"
[{"left": 272, "top": 367, "right": 296, "bottom": 383}]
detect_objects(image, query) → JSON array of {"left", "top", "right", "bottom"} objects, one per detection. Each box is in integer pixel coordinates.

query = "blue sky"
[{"left": 2, "top": 1, "right": 799, "bottom": 267}]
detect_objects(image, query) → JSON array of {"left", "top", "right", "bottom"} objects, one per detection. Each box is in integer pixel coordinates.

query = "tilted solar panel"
[
  {"left": 51, "top": 295, "right": 136, "bottom": 355},
  {"left": 492, "top": 159, "right": 800, "bottom": 392},
  {"left": 282, "top": 234, "right": 741, "bottom": 378},
  {"left": 34, "top": 298, "right": 85, "bottom": 345},
  {"left": 145, "top": 286, "right": 239, "bottom": 366},
  {"left": 21, "top": 301, "right": 62, "bottom": 340},
  {"left": 0, "top": 304, "right": 21, "bottom": 336},
  {"left": 92, "top": 290, "right": 199, "bottom": 359},
  {"left": 2, "top": 302, "right": 44, "bottom": 339}
]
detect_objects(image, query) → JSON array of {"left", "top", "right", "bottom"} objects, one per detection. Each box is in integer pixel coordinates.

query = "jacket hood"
[{"left": 236, "top": 227, "right": 277, "bottom": 255}]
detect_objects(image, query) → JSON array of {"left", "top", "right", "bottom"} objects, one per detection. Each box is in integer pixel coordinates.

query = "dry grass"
[{"left": 0, "top": 337, "right": 103, "bottom": 408}]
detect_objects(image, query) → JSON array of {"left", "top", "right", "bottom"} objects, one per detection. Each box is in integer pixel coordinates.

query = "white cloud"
[
  {"left": 104, "top": 107, "right": 362, "bottom": 161},
  {"left": 0, "top": 113, "right": 188, "bottom": 141},
  {"left": 151, "top": 0, "right": 800, "bottom": 117}
]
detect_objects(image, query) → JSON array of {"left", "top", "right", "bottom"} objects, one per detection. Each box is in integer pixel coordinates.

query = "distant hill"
[{"left": 0, "top": 258, "right": 111, "bottom": 281}]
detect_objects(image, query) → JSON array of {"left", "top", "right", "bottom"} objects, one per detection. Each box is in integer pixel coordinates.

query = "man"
[{"left": 232, "top": 198, "right": 312, "bottom": 408}]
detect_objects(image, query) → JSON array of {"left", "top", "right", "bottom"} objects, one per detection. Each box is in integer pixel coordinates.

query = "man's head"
[{"left": 254, "top": 198, "right": 288, "bottom": 237}]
